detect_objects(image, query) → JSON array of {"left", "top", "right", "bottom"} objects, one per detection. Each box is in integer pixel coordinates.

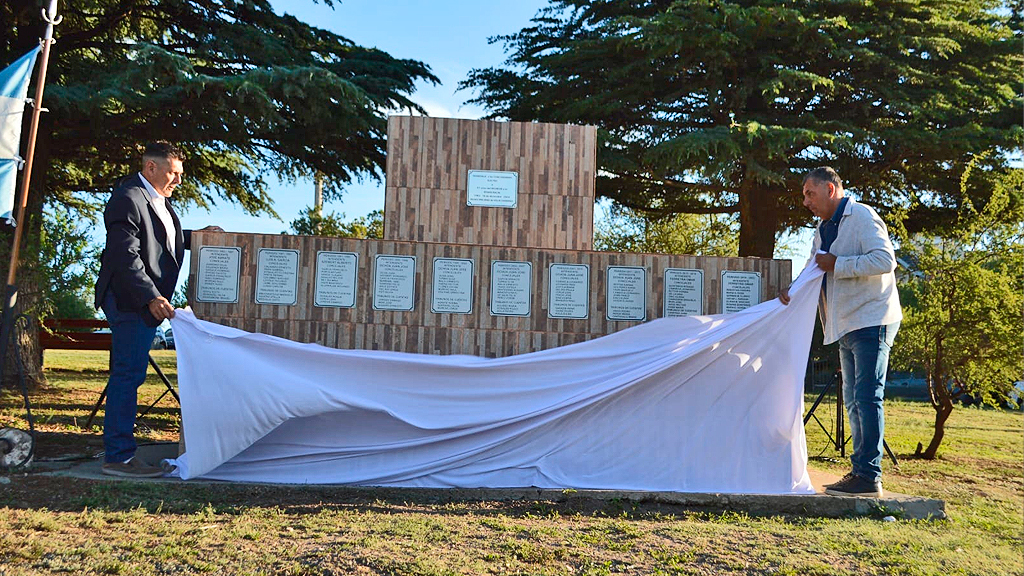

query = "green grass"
[{"left": 0, "top": 350, "right": 1020, "bottom": 575}]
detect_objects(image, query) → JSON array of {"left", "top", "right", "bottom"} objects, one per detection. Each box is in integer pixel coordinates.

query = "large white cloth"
[{"left": 165, "top": 263, "right": 824, "bottom": 494}]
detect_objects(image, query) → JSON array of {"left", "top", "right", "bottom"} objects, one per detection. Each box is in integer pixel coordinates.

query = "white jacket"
[{"left": 809, "top": 198, "right": 903, "bottom": 345}]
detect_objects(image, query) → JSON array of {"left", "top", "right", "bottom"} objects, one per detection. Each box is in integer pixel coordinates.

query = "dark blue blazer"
[{"left": 94, "top": 174, "right": 191, "bottom": 325}]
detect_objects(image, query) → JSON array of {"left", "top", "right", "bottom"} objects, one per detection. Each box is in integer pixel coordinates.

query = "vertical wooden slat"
[{"left": 383, "top": 117, "right": 596, "bottom": 250}]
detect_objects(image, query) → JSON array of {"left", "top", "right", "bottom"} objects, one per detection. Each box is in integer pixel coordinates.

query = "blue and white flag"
[{"left": 0, "top": 47, "right": 41, "bottom": 224}]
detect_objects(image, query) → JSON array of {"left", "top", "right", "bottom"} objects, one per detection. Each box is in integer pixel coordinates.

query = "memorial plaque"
[
  {"left": 721, "top": 270, "right": 762, "bottom": 313},
  {"left": 255, "top": 248, "right": 300, "bottom": 305},
  {"left": 606, "top": 266, "right": 647, "bottom": 321},
  {"left": 489, "top": 261, "right": 532, "bottom": 317},
  {"left": 466, "top": 170, "right": 518, "bottom": 208},
  {"left": 196, "top": 246, "right": 241, "bottom": 303},
  {"left": 373, "top": 255, "right": 417, "bottom": 311},
  {"left": 664, "top": 268, "right": 704, "bottom": 317},
  {"left": 431, "top": 258, "right": 475, "bottom": 314},
  {"left": 548, "top": 263, "right": 590, "bottom": 319},
  {"left": 314, "top": 251, "right": 358, "bottom": 308}
]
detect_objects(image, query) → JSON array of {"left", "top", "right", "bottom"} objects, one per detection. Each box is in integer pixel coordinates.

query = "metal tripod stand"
[{"left": 804, "top": 368, "right": 899, "bottom": 468}]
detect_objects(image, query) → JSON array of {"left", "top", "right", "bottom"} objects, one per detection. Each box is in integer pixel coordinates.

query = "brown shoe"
[{"left": 101, "top": 458, "right": 166, "bottom": 478}]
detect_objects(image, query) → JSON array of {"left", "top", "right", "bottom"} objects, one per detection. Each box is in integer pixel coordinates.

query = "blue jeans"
[
  {"left": 101, "top": 291, "right": 157, "bottom": 463},
  {"left": 838, "top": 322, "right": 899, "bottom": 482}
]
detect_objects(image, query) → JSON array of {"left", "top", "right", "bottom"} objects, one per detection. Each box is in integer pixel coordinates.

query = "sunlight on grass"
[{"left": 0, "top": 350, "right": 1019, "bottom": 575}]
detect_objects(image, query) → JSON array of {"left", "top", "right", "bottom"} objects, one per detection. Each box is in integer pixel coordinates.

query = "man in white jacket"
[{"left": 780, "top": 167, "right": 902, "bottom": 497}]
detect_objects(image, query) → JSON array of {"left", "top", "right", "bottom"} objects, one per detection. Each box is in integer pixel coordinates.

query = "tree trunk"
[
  {"left": 737, "top": 183, "right": 780, "bottom": 257},
  {"left": 0, "top": 232, "right": 47, "bottom": 389},
  {"left": 917, "top": 371, "right": 955, "bottom": 459},
  {"left": 917, "top": 401, "right": 954, "bottom": 460},
  {"left": 0, "top": 113, "right": 53, "bottom": 390}
]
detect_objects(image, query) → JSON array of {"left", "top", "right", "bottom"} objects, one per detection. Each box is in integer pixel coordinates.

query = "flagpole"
[
  {"left": 0, "top": 0, "right": 60, "bottom": 380},
  {"left": 6, "top": 0, "right": 60, "bottom": 286}
]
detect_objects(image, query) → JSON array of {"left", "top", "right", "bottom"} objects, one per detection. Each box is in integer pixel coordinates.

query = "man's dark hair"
[
  {"left": 142, "top": 141, "right": 184, "bottom": 164},
  {"left": 803, "top": 166, "right": 843, "bottom": 190}
]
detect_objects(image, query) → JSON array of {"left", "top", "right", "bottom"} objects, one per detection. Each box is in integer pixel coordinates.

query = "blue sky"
[
  {"left": 171, "top": 0, "right": 812, "bottom": 284},
  {"left": 178, "top": 0, "right": 551, "bottom": 236}
]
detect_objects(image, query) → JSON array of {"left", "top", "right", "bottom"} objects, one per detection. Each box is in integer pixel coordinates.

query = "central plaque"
[
  {"left": 466, "top": 170, "right": 518, "bottom": 208},
  {"left": 431, "top": 258, "right": 475, "bottom": 314},
  {"left": 373, "top": 255, "right": 417, "bottom": 311},
  {"left": 548, "top": 263, "right": 590, "bottom": 319}
]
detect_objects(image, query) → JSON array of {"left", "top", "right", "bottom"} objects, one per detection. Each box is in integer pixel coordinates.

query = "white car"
[{"left": 151, "top": 330, "right": 169, "bottom": 350}]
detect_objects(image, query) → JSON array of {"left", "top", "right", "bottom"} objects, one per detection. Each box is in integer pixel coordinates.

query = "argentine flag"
[{"left": 0, "top": 47, "right": 41, "bottom": 225}]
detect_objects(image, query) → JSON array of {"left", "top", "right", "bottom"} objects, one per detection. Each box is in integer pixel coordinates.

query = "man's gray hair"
[
  {"left": 142, "top": 141, "right": 184, "bottom": 164},
  {"left": 803, "top": 166, "right": 843, "bottom": 190}
]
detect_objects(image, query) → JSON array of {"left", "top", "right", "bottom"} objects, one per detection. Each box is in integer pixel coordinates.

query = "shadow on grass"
[{"left": 0, "top": 476, "right": 844, "bottom": 526}]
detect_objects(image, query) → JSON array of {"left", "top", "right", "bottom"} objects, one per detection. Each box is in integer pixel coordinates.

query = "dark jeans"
[
  {"left": 101, "top": 291, "right": 157, "bottom": 463},
  {"left": 838, "top": 322, "right": 899, "bottom": 482}
]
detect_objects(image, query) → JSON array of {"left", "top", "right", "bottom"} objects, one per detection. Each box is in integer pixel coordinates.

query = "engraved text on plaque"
[
  {"left": 548, "top": 263, "right": 590, "bottom": 319},
  {"left": 373, "top": 255, "right": 417, "bottom": 311},
  {"left": 196, "top": 246, "right": 241, "bottom": 303}
]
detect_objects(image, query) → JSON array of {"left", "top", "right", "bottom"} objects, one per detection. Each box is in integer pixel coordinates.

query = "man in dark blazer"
[{"left": 94, "top": 141, "right": 215, "bottom": 477}]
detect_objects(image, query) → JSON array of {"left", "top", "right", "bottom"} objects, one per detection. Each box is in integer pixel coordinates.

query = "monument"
[{"left": 186, "top": 116, "right": 791, "bottom": 356}]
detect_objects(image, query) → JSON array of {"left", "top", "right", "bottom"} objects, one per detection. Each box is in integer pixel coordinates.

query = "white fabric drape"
[{"left": 165, "top": 264, "right": 823, "bottom": 494}]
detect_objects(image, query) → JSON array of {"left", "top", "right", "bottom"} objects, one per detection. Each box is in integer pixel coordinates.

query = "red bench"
[
  {"left": 39, "top": 318, "right": 112, "bottom": 353},
  {"left": 39, "top": 317, "right": 178, "bottom": 427}
]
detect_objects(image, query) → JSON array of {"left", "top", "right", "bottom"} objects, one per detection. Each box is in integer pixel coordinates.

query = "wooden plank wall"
[
  {"left": 188, "top": 232, "right": 792, "bottom": 357},
  {"left": 384, "top": 116, "right": 597, "bottom": 250}
]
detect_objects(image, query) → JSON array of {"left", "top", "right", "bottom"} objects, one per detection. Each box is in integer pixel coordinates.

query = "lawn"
[{"left": 0, "top": 350, "right": 1020, "bottom": 575}]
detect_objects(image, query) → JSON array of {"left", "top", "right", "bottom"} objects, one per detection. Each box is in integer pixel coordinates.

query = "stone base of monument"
[{"left": 33, "top": 443, "right": 945, "bottom": 520}]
